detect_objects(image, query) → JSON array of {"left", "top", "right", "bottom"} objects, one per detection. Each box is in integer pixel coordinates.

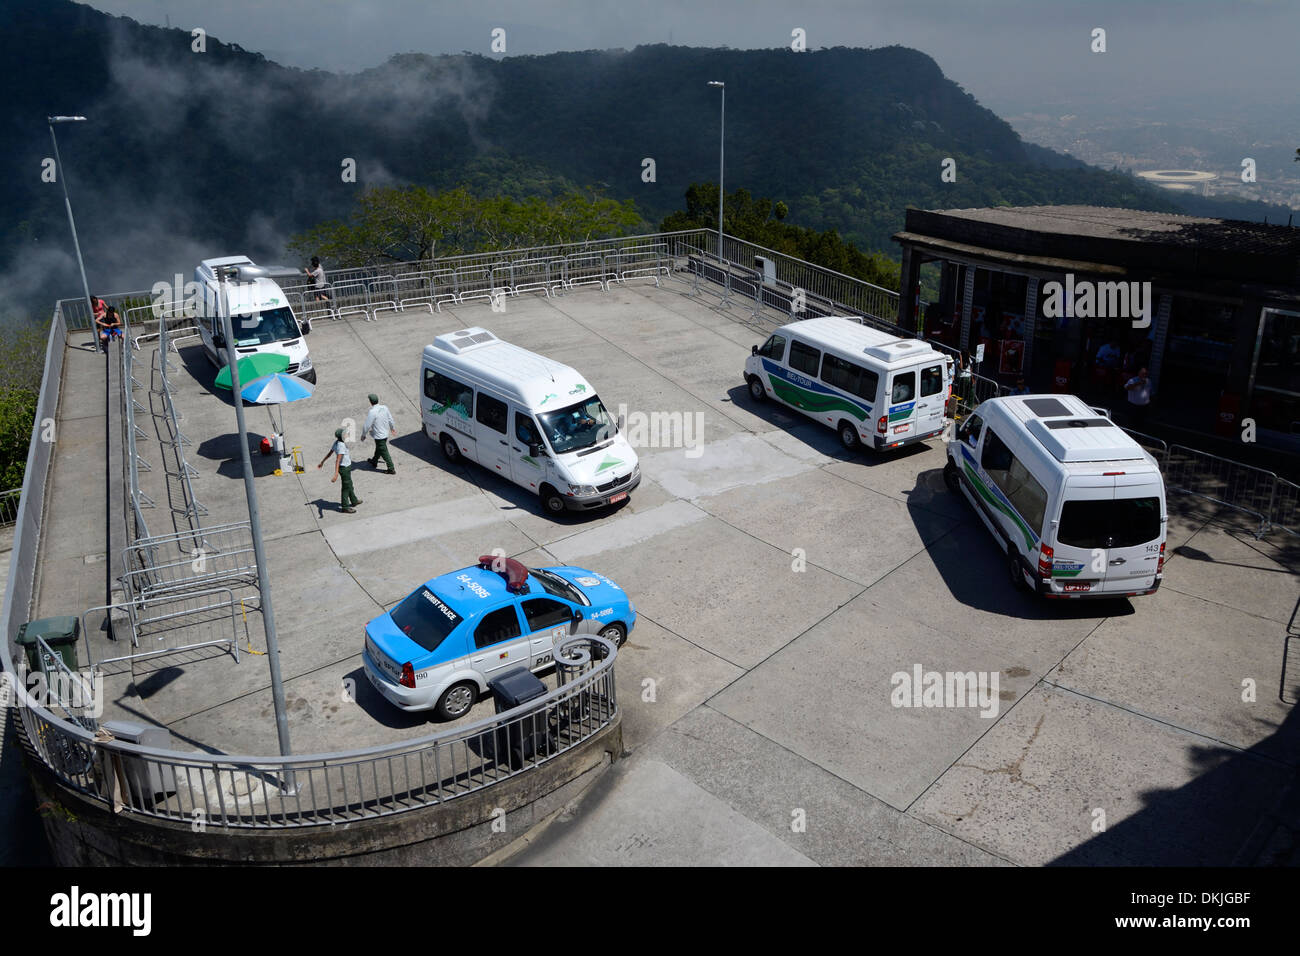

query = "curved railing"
[{"left": 9, "top": 635, "right": 617, "bottom": 829}]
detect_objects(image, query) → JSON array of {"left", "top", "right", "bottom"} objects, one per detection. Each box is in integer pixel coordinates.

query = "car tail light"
[
  {"left": 400, "top": 662, "right": 416, "bottom": 688},
  {"left": 1156, "top": 541, "right": 1165, "bottom": 575},
  {"left": 1038, "top": 544, "right": 1053, "bottom": 580},
  {"left": 877, "top": 415, "right": 888, "bottom": 435}
]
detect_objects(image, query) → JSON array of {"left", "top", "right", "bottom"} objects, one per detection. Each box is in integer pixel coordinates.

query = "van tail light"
[
  {"left": 400, "top": 662, "right": 416, "bottom": 688},
  {"left": 1038, "top": 544, "right": 1054, "bottom": 580},
  {"left": 877, "top": 415, "right": 888, "bottom": 435},
  {"left": 1156, "top": 542, "right": 1165, "bottom": 575}
]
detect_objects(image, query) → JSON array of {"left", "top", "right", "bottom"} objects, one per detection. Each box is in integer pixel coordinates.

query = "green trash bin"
[{"left": 15, "top": 616, "right": 81, "bottom": 673}]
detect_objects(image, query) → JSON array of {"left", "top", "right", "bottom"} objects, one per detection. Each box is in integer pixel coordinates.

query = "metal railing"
[
  {"left": 121, "top": 522, "right": 258, "bottom": 603},
  {"left": 16, "top": 635, "right": 617, "bottom": 828},
  {"left": 83, "top": 586, "right": 243, "bottom": 677},
  {"left": 0, "top": 488, "right": 19, "bottom": 528}
]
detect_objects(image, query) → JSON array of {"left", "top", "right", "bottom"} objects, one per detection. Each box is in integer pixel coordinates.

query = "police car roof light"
[{"left": 477, "top": 555, "right": 530, "bottom": 593}]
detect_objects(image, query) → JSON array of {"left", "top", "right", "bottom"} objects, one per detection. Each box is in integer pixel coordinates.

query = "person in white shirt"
[
  {"left": 1124, "top": 367, "right": 1153, "bottom": 427},
  {"left": 317, "top": 427, "right": 362, "bottom": 513},
  {"left": 304, "top": 257, "right": 330, "bottom": 302},
  {"left": 363, "top": 393, "right": 397, "bottom": 474}
]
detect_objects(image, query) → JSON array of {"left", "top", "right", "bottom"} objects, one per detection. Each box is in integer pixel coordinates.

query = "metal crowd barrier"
[
  {"left": 0, "top": 487, "right": 20, "bottom": 527},
  {"left": 82, "top": 586, "right": 243, "bottom": 678},
  {"left": 122, "top": 521, "right": 258, "bottom": 603}
]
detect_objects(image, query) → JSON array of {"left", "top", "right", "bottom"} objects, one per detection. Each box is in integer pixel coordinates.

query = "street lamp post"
[
  {"left": 707, "top": 82, "right": 725, "bottom": 261},
  {"left": 217, "top": 266, "right": 294, "bottom": 776},
  {"left": 48, "top": 115, "right": 112, "bottom": 636}
]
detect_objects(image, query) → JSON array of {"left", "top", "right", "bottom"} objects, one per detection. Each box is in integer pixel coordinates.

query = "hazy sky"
[{"left": 83, "top": 0, "right": 1300, "bottom": 116}]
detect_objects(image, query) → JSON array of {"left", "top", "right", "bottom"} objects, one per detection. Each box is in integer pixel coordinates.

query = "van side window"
[
  {"left": 474, "top": 606, "right": 522, "bottom": 649},
  {"left": 821, "top": 354, "right": 880, "bottom": 401},
  {"left": 425, "top": 370, "right": 474, "bottom": 418},
  {"left": 789, "top": 340, "right": 821, "bottom": 376},
  {"left": 957, "top": 413, "right": 983, "bottom": 446},
  {"left": 891, "top": 371, "right": 915, "bottom": 403},
  {"left": 759, "top": 334, "right": 786, "bottom": 360},
  {"left": 920, "top": 364, "right": 944, "bottom": 397},
  {"left": 981, "top": 429, "right": 1048, "bottom": 534},
  {"left": 476, "top": 394, "right": 508, "bottom": 434},
  {"left": 516, "top": 413, "right": 540, "bottom": 447}
]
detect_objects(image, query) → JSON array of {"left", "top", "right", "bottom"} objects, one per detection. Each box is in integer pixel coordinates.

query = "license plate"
[
  {"left": 1063, "top": 582, "right": 1093, "bottom": 592},
  {"left": 608, "top": 491, "right": 628, "bottom": 504}
]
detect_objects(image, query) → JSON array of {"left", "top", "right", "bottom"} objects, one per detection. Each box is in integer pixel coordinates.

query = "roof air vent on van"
[
  {"left": 1025, "top": 416, "right": 1144, "bottom": 463},
  {"left": 434, "top": 328, "right": 500, "bottom": 354}
]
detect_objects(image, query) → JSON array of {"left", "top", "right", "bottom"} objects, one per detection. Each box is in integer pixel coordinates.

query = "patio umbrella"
[
  {"left": 239, "top": 372, "right": 314, "bottom": 472},
  {"left": 214, "top": 352, "right": 289, "bottom": 390}
]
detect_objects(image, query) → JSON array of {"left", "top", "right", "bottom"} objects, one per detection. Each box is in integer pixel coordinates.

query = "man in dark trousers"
[
  {"left": 318, "top": 428, "right": 362, "bottom": 513},
  {"left": 363, "top": 393, "right": 397, "bottom": 474}
]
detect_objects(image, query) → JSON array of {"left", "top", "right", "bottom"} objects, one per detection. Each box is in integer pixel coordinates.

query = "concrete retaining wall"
[{"left": 29, "top": 717, "right": 620, "bottom": 866}]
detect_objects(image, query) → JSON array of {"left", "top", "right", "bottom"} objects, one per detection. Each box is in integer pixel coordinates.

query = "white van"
[
  {"left": 195, "top": 256, "right": 314, "bottom": 383},
  {"left": 420, "top": 327, "right": 640, "bottom": 515},
  {"left": 745, "top": 316, "right": 952, "bottom": 451},
  {"left": 945, "top": 394, "right": 1167, "bottom": 598}
]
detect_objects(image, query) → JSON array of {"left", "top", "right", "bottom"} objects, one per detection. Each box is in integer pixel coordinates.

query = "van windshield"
[
  {"left": 1058, "top": 496, "right": 1162, "bottom": 549},
  {"left": 537, "top": 396, "right": 614, "bottom": 455},
  {"left": 230, "top": 307, "right": 300, "bottom": 347},
  {"left": 388, "top": 587, "right": 463, "bottom": 653}
]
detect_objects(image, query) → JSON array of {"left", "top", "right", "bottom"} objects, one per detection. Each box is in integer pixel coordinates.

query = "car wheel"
[
  {"left": 748, "top": 375, "right": 766, "bottom": 402},
  {"left": 440, "top": 433, "right": 460, "bottom": 462},
  {"left": 839, "top": 421, "right": 860, "bottom": 451},
  {"left": 435, "top": 681, "right": 477, "bottom": 721},
  {"left": 943, "top": 460, "right": 960, "bottom": 493},
  {"left": 592, "top": 623, "right": 626, "bottom": 660},
  {"left": 541, "top": 485, "right": 567, "bottom": 515}
]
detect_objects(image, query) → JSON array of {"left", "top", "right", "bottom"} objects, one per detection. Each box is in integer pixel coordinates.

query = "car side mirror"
[
  {"left": 529, "top": 443, "right": 542, "bottom": 458},
  {"left": 213, "top": 333, "right": 226, "bottom": 349},
  {"left": 616, "top": 413, "right": 625, "bottom": 432},
  {"left": 572, "top": 610, "right": 583, "bottom": 623},
  {"left": 751, "top": 345, "right": 759, "bottom": 356}
]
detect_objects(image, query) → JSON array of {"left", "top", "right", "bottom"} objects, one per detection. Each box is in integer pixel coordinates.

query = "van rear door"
[
  {"left": 915, "top": 361, "right": 946, "bottom": 437},
  {"left": 1050, "top": 475, "right": 1115, "bottom": 594},
  {"left": 886, "top": 369, "right": 917, "bottom": 438},
  {"left": 1053, "top": 476, "right": 1164, "bottom": 595},
  {"left": 1097, "top": 476, "right": 1164, "bottom": 594}
]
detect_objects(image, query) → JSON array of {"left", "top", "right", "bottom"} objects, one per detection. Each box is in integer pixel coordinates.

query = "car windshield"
[
  {"left": 230, "top": 307, "right": 300, "bottom": 347},
  {"left": 388, "top": 587, "right": 463, "bottom": 652},
  {"left": 1058, "top": 496, "right": 1162, "bottom": 550},
  {"left": 530, "top": 568, "right": 590, "bottom": 606},
  {"left": 536, "top": 396, "right": 614, "bottom": 455}
]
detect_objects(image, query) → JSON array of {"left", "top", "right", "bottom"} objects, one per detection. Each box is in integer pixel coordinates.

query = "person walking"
[
  {"left": 318, "top": 427, "right": 362, "bottom": 513},
  {"left": 363, "top": 393, "right": 397, "bottom": 474},
  {"left": 96, "top": 305, "right": 124, "bottom": 351},
  {"left": 1124, "top": 367, "right": 1153, "bottom": 428},
  {"left": 304, "top": 257, "right": 330, "bottom": 302}
]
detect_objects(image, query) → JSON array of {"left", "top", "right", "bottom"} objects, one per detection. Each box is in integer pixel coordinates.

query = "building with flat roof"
[{"left": 893, "top": 205, "right": 1300, "bottom": 448}]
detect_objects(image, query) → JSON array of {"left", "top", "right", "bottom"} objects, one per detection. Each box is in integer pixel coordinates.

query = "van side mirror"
[
  {"left": 529, "top": 443, "right": 542, "bottom": 458},
  {"left": 751, "top": 345, "right": 759, "bottom": 356},
  {"left": 617, "top": 413, "right": 625, "bottom": 432},
  {"left": 213, "top": 333, "right": 226, "bottom": 349}
]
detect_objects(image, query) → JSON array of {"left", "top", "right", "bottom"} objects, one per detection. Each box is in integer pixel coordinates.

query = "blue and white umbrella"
[
  {"left": 240, "top": 373, "right": 314, "bottom": 467},
  {"left": 241, "top": 372, "right": 315, "bottom": 405}
]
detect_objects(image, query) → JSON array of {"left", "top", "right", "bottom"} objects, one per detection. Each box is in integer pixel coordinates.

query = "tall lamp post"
[
  {"left": 217, "top": 265, "right": 294, "bottom": 773},
  {"left": 707, "top": 81, "right": 725, "bottom": 261},
  {"left": 49, "top": 115, "right": 111, "bottom": 634}
]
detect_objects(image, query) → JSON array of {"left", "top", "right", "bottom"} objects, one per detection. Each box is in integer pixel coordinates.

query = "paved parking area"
[{"left": 32, "top": 276, "right": 1300, "bottom": 865}]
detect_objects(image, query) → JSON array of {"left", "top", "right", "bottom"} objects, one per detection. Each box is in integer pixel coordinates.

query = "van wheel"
[
  {"left": 440, "top": 434, "right": 460, "bottom": 462},
  {"left": 1007, "top": 549, "right": 1028, "bottom": 592},
  {"left": 540, "top": 485, "right": 567, "bottom": 516},
  {"left": 943, "top": 460, "right": 960, "bottom": 493},
  {"left": 435, "top": 681, "right": 478, "bottom": 721},
  {"left": 747, "top": 375, "right": 766, "bottom": 402},
  {"left": 838, "top": 421, "right": 860, "bottom": 451}
]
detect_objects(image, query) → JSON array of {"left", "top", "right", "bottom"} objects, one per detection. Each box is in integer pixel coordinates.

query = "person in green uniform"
[
  {"left": 318, "top": 428, "right": 362, "bottom": 513},
  {"left": 363, "top": 393, "right": 397, "bottom": 474}
]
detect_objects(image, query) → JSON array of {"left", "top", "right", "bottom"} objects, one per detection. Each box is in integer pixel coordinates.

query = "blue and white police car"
[{"left": 363, "top": 555, "right": 636, "bottom": 720}]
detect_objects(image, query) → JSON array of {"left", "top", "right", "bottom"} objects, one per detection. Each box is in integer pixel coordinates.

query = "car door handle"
[
  {"left": 513, "top": 446, "right": 523, "bottom": 452},
  {"left": 1109, "top": 557, "right": 1127, "bottom": 565},
  {"left": 499, "top": 439, "right": 507, "bottom": 446}
]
